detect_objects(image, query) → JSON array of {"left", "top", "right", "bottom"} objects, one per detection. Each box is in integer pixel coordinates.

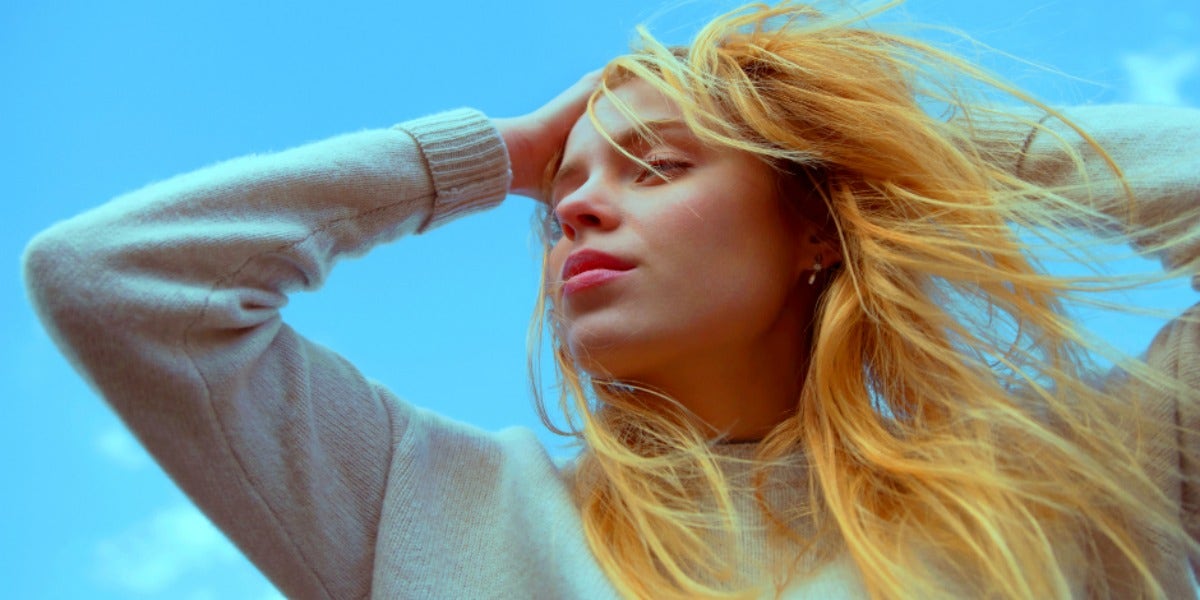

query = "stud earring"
[{"left": 808, "top": 254, "right": 823, "bottom": 285}]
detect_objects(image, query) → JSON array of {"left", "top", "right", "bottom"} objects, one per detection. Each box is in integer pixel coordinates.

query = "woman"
[{"left": 22, "top": 1, "right": 1200, "bottom": 598}]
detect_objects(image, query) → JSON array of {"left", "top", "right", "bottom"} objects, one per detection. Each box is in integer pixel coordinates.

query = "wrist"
[{"left": 493, "top": 117, "right": 540, "bottom": 200}]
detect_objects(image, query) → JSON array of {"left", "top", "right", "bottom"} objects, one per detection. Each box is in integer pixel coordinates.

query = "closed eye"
[{"left": 635, "top": 159, "right": 691, "bottom": 183}]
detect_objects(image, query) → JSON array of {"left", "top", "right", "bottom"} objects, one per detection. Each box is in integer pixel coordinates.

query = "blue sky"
[{"left": 4, "top": 0, "right": 1198, "bottom": 597}]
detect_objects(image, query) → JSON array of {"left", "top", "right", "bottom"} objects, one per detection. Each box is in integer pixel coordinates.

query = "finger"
[{"left": 539, "top": 69, "right": 604, "bottom": 120}]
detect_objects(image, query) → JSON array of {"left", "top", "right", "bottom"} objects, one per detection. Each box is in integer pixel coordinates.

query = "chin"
[
  {"left": 566, "top": 341, "right": 629, "bottom": 380},
  {"left": 566, "top": 333, "right": 675, "bottom": 386},
  {"left": 557, "top": 315, "right": 680, "bottom": 382},
  {"left": 560, "top": 331, "right": 638, "bottom": 380}
]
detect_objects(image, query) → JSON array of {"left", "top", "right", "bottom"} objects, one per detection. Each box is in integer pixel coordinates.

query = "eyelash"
[
  {"left": 544, "top": 157, "right": 691, "bottom": 241},
  {"left": 544, "top": 210, "right": 564, "bottom": 242},
  {"left": 634, "top": 158, "right": 690, "bottom": 183}
]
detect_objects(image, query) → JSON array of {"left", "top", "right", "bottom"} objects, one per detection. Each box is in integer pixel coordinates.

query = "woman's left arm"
[
  {"left": 1017, "top": 105, "right": 1200, "bottom": 281},
  {"left": 1007, "top": 104, "right": 1200, "bottom": 571}
]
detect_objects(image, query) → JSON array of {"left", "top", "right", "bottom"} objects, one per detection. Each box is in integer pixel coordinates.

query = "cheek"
[
  {"left": 665, "top": 189, "right": 795, "bottom": 271},
  {"left": 661, "top": 193, "right": 799, "bottom": 308}
]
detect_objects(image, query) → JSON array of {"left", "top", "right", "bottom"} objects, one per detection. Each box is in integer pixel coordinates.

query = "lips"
[{"left": 561, "top": 249, "right": 636, "bottom": 282}]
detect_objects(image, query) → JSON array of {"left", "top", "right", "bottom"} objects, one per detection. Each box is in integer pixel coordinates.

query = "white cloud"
[
  {"left": 1121, "top": 49, "right": 1199, "bottom": 106},
  {"left": 92, "top": 503, "right": 240, "bottom": 594},
  {"left": 95, "top": 427, "right": 152, "bottom": 470}
]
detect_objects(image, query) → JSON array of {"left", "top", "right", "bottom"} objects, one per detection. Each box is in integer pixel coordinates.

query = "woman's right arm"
[{"left": 21, "top": 108, "right": 509, "bottom": 598}]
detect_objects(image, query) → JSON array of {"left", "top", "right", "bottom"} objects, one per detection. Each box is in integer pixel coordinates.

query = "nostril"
[{"left": 580, "top": 214, "right": 601, "bottom": 226}]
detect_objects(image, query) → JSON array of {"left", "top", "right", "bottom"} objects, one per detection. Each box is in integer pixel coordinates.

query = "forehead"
[{"left": 562, "top": 79, "right": 685, "bottom": 158}]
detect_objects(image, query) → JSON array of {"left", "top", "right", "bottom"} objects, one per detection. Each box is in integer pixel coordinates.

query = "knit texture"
[{"left": 21, "top": 106, "right": 1200, "bottom": 598}]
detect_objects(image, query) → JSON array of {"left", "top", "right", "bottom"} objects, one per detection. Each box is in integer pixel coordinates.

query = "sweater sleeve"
[
  {"left": 20, "top": 108, "right": 511, "bottom": 598},
  {"left": 1017, "top": 105, "right": 1200, "bottom": 284},
  {"left": 1000, "top": 105, "right": 1200, "bottom": 577}
]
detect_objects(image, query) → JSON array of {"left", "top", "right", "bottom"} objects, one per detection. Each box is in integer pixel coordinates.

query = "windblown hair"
[{"left": 528, "top": 1, "right": 1200, "bottom": 598}]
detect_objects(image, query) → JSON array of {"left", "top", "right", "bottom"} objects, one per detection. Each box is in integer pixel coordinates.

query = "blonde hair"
[{"left": 528, "top": 1, "right": 1200, "bottom": 598}]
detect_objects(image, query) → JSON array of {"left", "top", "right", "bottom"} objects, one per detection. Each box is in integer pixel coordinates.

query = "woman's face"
[{"left": 546, "top": 78, "right": 827, "bottom": 381}]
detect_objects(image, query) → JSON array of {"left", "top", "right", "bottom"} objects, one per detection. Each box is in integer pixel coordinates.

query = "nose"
[{"left": 554, "top": 179, "right": 621, "bottom": 240}]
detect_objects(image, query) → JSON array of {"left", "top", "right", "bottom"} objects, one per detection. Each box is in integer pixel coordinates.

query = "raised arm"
[
  {"left": 985, "top": 104, "right": 1200, "bottom": 280},
  {"left": 20, "top": 64, "right": 603, "bottom": 597},
  {"left": 20, "top": 109, "right": 510, "bottom": 598},
  {"left": 995, "top": 104, "right": 1200, "bottom": 582}
]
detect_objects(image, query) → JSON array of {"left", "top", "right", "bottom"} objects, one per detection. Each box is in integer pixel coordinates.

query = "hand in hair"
[{"left": 494, "top": 70, "right": 600, "bottom": 203}]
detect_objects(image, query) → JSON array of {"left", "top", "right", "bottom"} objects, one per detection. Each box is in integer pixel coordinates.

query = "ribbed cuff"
[
  {"left": 396, "top": 108, "right": 512, "bottom": 232},
  {"left": 962, "top": 109, "right": 1046, "bottom": 179}
]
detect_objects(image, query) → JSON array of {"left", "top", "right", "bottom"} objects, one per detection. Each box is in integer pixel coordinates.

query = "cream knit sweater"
[{"left": 21, "top": 106, "right": 1200, "bottom": 599}]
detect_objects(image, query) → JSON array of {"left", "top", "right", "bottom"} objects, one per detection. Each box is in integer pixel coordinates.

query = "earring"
[{"left": 808, "top": 254, "right": 823, "bottom": 286}]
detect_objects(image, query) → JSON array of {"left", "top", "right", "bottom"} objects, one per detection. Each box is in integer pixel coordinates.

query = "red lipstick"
[{"left": 561, "top": 249, "right": 635, "bottom": 296}]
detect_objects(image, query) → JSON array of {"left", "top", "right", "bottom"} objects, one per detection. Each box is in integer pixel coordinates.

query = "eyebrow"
[{"left": 549, "top": 118, "right": 694, "bottom": 199}]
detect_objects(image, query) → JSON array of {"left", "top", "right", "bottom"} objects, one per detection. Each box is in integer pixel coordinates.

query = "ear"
[
  {"left": 773, "top": 166, "right": 841, "bottom": 280},
  {"left": 794, "top": 224, "right": 843, "bottom": 284}
]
